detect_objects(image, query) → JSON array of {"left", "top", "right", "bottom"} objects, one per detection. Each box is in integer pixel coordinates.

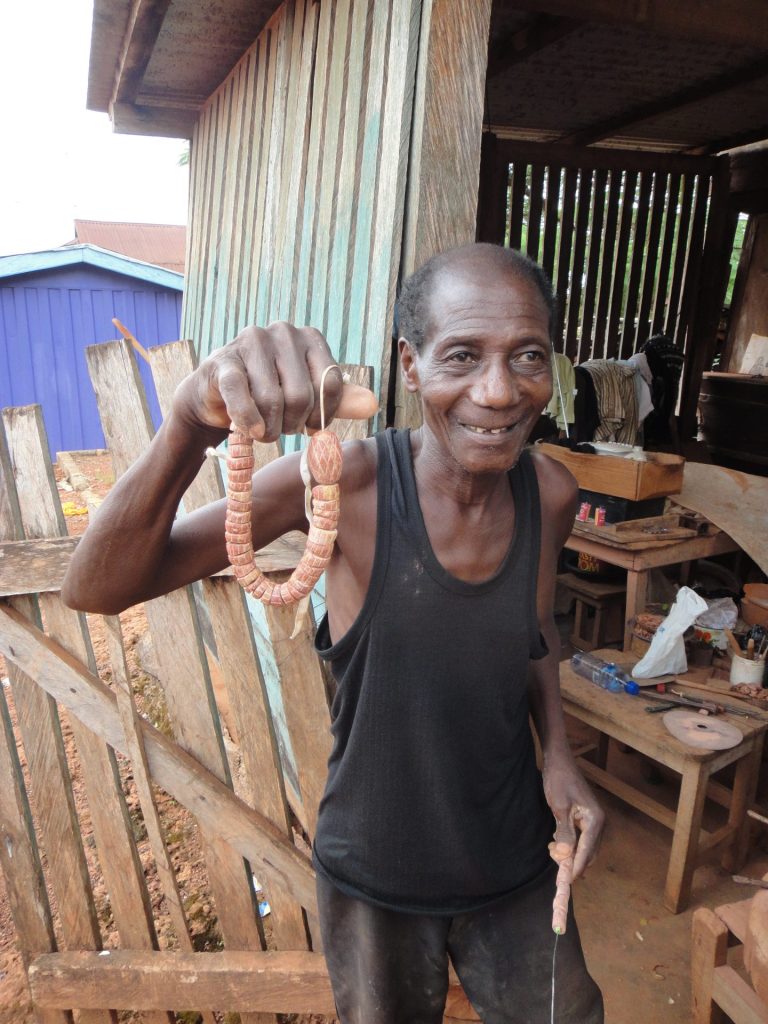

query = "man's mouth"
[{"left": 460, "top": 423, "right": 515, "bottom": 435}]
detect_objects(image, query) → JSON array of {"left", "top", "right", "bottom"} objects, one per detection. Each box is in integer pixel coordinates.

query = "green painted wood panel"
[{"left": 180, "top": 0, "right": 422, "bottom": 423}]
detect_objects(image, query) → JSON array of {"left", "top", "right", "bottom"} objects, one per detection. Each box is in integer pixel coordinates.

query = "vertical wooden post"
[
  {"left": 395, "top": 0, "right": 493, "bottom": 428},
  {"left": 678, "top": 157, "right": 738, "bottom": 440},
  {"left": 476, "top": 134, "right": 508, "bottom": 246},
  {"left": 691, "top": 908, "right": 728, "bottom": 1024}
]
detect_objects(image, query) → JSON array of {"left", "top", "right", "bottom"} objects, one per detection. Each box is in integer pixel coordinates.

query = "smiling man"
[{"left": 63, "top": 243, "right": 604, "bottom": 1023}]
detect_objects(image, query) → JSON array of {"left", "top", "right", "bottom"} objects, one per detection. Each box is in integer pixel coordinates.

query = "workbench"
[
  {"left": 564, "top": 527, "right": 739, "bottom": 650},
  {"left": 559, "top": 651, "right": 767, "bottom": 913}
]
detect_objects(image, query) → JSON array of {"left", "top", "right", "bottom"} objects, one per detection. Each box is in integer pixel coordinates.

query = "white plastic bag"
[
  {"left": 695, "top": 596, "right": 738, "bottom": 630},
  {"left": 632, "top": 586, "right": 709, "bottom": 678}
]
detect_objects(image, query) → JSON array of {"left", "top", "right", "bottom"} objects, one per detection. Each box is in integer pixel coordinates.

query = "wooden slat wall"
[
  {"left": 182, "top": 0, "right": 422, "bottom": 420},
  {"left": 483, "top": 141, "right": 725, "bottom": 370}
]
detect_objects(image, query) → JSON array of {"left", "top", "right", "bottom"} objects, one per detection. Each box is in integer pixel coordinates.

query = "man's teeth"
[{"left": 464, "top": 424, "right": 511, "bottom": 434}]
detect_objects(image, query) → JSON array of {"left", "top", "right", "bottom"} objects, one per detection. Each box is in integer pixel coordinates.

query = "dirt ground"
[{"left": 1, "top": 452, "right": 767, "bottom": 1024}]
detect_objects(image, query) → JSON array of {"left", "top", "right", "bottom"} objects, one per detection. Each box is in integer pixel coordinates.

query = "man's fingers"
[
  {"left": 214, "top": 361, "right": 266, "bottom": 439},
  {"left": 570, "top": 806, "right": 604, "bottom": 880}
]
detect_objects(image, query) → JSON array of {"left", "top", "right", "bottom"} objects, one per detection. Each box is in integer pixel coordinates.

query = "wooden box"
[{"left": 538, "top": 444, "right": 685, "bottom": 501}]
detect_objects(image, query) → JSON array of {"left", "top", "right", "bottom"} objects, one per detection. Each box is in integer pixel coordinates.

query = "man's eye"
[
  {"left": 449, "top": 351, "right": 474, "bottom": 363},
  {"left": 517, "top": 350, "right": 547, "bottom": 364}
]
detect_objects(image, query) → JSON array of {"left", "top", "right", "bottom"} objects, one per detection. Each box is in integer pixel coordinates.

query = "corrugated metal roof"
[
  {"left": 0, "top": 245, "right": 184, "bottom": 290},
  {"left": 70, "top": 220, "right": 186, "bottom": 273}
]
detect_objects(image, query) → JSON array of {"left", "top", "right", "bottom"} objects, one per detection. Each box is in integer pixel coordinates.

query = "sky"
[{"left": 0, "top": 0, "right": 190, "bottom": 258}]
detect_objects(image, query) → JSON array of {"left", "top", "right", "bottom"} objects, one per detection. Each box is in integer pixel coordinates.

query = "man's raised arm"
[{"left": 62, "top": 323, "right": 347, "bottom": 614}]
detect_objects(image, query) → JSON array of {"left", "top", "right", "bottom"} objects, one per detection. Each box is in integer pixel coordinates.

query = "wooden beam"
[
  {"left": 109, "top": 101, "right": 198, "bottom": 140},
  {"left": 506, "top": 1, "right": 768, "bottom": 49},
  {"left": 687, "top": 125, "right": 768, "bottom": 158},
  {"left": 112, "top": 0, "right": 173, "bottom": 107},
  {"left": 486, "top": 15, "right": 582, "bottom": 80},
  {"left": 0, "top": 534, "right": 303, "bottom": 598},
  {"left": 0, "top": 537, "right": 79, "bottom": 597},
  {"left": 0, "top": 603, "right": 318, "bottom": 915},
  {"left": 29, "top": 949, "right": 477, "bottom": 1015},
  {"left": 495, "top": 138, "right": 718, "bottom": 177},
  {"left": 558, "top": 58, "right": 768, "bottom": 148},
  {"left": 29, "top": 950, "right": 335, "bottom": 1013}
]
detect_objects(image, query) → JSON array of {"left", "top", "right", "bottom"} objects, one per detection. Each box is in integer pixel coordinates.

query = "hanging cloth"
[
  {"left": 581, "top": 360, "right": 639, "bottom": 444},
  {"left": 546, "top": 353, "right": 576, "bottom": 430}
]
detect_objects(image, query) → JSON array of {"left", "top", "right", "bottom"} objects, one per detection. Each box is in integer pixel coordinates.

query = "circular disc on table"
[{"left": 663, "top": 709, "right": 743, "bottom": 750}]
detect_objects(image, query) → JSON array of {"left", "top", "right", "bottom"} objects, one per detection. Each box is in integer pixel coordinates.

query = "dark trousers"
[{"left": 317, "top": 867, "right": 603, "bottom": 1024}]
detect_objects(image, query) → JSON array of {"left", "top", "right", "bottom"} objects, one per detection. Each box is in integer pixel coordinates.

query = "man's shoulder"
[
  {"left": 528, "top": 445, "right": 579, "bottom": 521},
  {"left": 339, "top": 435, "right": 379, "bottom": 495}
]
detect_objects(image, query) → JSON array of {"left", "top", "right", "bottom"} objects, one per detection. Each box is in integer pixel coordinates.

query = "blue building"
[{"left": 0, "top": 244, "right": 183, "bottom": 454}]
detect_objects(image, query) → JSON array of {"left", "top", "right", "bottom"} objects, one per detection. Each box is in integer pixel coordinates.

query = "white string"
[
  {"left": 550, "top": 932, "right": 559, "bottom": 1024},
  {"left": 319, "top": 364, "right": 341, "bottom": 432},
  {"left": 552, "top": 354, "right": 570, "bottom": 439}
]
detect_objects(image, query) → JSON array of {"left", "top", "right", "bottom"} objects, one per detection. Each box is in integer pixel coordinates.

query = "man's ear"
[{"left": 399, "top": 338, "right": 420, "bottom": 394}]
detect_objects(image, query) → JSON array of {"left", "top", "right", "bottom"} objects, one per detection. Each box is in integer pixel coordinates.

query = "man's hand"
[
  {"left": 173, "top": 323, "right": 346, "bottom": 442},
  {"left": 543, "top": 751, "right": 605, "bottom": 881}
]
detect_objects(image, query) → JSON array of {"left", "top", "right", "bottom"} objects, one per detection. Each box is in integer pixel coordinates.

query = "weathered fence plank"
[
  {"left": 102, "top": 617, "right": 192, "bottom": 945},
  {"left": 0, "top": 536, "right": 79, "bottom": 596},
  {"left": 30, "top": 950, "right": 336, "bottom": 1013},
  {"left": 0, "top": 534, "right": 302, "bottom": 599},
  {"left": 29, "top": 948, "right": 476, "bottom": 1017}
]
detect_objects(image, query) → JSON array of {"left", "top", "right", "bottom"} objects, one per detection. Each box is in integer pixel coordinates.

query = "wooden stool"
[
  {"left": 691, "top": 886, "right": 768, "bottom": 1023},
  {"left": 557, "top": 572, "right": 626, "bottom": 651}
]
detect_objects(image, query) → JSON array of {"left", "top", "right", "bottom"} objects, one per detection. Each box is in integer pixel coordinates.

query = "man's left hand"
[{"left": 542, "top": 752, "right": 605, "bottom": 880}]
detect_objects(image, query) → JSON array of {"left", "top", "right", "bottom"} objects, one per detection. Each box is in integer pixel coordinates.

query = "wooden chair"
[{"left": 692, "top": 883, "right": 768, "bottom": 1023}]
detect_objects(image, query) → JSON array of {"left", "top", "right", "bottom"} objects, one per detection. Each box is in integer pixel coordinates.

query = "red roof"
[{"left": 69, "top": 220, "right": 186, "bottom": 274}]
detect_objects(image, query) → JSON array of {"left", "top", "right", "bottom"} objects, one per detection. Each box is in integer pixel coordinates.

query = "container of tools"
[{"left": 726, "top": 625, "right": 767, "bottom": 687}]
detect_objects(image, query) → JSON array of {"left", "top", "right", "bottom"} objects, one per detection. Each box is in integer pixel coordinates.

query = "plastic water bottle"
[{"left": 570, "top": 652, "right": 640, "bottom": 695}]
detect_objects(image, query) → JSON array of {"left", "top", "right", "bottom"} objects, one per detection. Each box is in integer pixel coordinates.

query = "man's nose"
[{"left": 472, "top": 361, "right": 519, "bottom": 407}]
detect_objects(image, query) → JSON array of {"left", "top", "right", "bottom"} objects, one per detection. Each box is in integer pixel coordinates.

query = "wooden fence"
[
  {"left": 0, "top": 339, "right": 477, "bottom": 1022},
  {"left": 476, "top": 139, "right": 738, "bottom": 438}
]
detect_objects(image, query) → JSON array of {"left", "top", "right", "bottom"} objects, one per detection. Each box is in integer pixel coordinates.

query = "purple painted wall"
[{"left": 0, "top": 264, "right": 182, "bottom": 454}]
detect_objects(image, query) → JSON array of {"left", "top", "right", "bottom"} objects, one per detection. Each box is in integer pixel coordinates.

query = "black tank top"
[{"left": 313, "top": 429, "right": 553, "bottom": 914}]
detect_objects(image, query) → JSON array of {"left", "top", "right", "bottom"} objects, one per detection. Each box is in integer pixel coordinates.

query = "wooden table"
[
  {"left": 564, "top": 527, "right": 739, "bottom": 649},
  {"left": 560, "top": 651, "right": 768, "bottom": 913}
]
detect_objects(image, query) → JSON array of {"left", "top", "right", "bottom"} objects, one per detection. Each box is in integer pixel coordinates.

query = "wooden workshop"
[{"left": 2, "top": 1, "right": 768, "bottom": 1022}]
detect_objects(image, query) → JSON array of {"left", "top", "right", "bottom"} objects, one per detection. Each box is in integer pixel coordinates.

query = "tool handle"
[{"left": 725, "top": 628, "right": 743, "bottom": 658}]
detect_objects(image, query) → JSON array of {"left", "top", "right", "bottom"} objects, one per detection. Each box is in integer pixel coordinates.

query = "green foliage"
[{"left": 725, "top": 214, "right": 748, "bottom": 307}]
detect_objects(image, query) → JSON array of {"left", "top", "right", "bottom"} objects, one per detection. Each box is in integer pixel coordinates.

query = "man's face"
[{"left": 401, "top": 258, "right": 553, "bottom": 476}]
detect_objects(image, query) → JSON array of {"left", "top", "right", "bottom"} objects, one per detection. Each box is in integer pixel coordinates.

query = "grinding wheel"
[{"left": 663, "top": 709, "right": 743, "bottom": 750}]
